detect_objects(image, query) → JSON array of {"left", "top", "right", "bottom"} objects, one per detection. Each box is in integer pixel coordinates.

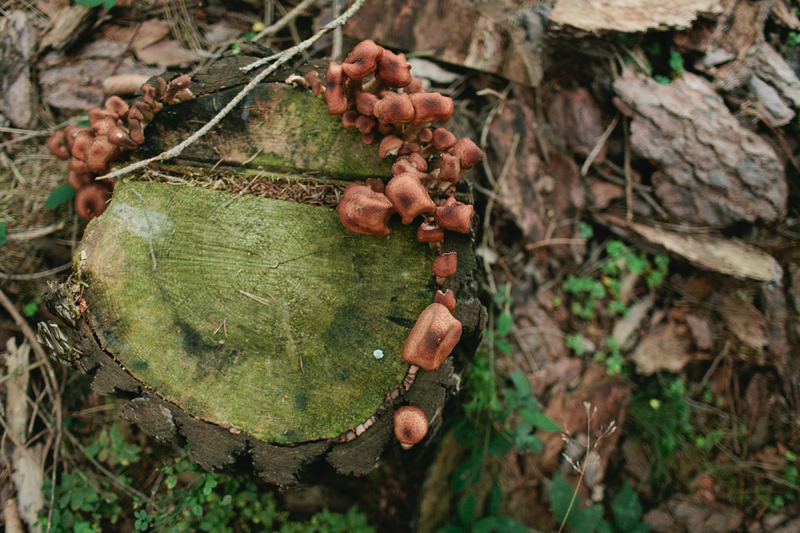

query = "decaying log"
[
  {"left": 44, "top": 61, "right": 484, "bottom": 485},
  {"left": 613, "top": 72, "right": 787, "bottom": 227}
]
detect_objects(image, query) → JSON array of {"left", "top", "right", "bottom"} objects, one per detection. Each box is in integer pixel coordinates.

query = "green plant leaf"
[
  {"left": 571, "top": 505, "right": 604, "bottom": 533},
  {"left": 474, "top": 516, "right": 528, "bottom": 533},
  {"left": 495, "top": 339, "right": 513, "bottom": 354},
  {"left": 496, "top": 309, "right": 513, "bottom": 336},
  {"left": 613, "top": 481, "right": 643, "bottom": 532},
  {"left": 453, "top": 417, "right": 480, "bottom": 448},
  {"left": 76, "top": 0, "right": 118, "bottom": 9},
  {"left": 457, "top": 491, "right": 475, "bottom": 527},
  {"left": 520, "top": 409, "right": 561, "bottom": 432},
  {"left": 44, "top": 184, "right": 76, "bottom": 209},
  {"left": 550, "top": 474, "right": 574, "bottom": 524},
  {"left": 510, "top": 370, "right": 532, "bottom": 399},
  {"left": 0, "top": 222, "right": 6, "bottom": 247},
  {"left": 488, "top": 428, "right": 514, "bottom": 457},
  {"left": 23, "top": 300, "right": 39, "bottom": 317},
  {"left": 488, "top": 484, "right": 503, "bottom": 517},
  {"left": 453, "top": 452, "right": 482, "bottom": 493},
  {"left": 437, "top": 527, "right": 466, "bottom": 533}
]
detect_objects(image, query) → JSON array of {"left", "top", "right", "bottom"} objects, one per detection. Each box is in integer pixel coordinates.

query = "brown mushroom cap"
[
  {"left": 402, "top": 302, "right": 462, "bottom": 371},
  {"left": 89, "top": 108, "right": 118, "bottom": 136},
  {"left": 104, "top": 95, "right": 129, "bottom": 117},
  {"left": 46, "top": 130, "right": 70, "bottom": 160},
  {"left": 375, "top": 49, "right": 413, "bottom": 88},
  {"left": 69, "top": 157, "right": 92, "bottom": 176},
  {"left": 70, "top": 130, "right": 95, "bottom": 160},
  {"left": 68, "top": 169, "right": 93, "bottom": 190},
  {"left": 391, "top": 156, "right": 418, "bottom": 177},
  {"left": 128, "top": 118, "right": 144, "bottom": 145},
  {"left": 435, "top": 153, "right": 460, "bottom": 183},
  {"left": 417, "top": 127, "right": 433, "bottom": 143},
  {"left": 355, "top": 114, "right": 376, "bottom": 134},
  {"left": 355, "top": 92, "right": 379, "bottom": 116},
  {"left": 406, "top": 152, "right": 428, "bottom": 172},
  {"left": 337, "top": 183, "right": 394, "bottom": 237},
  {"left": 325, "top": 61, "right": 348, "bottom": 115},
  {"left": 341, "top": 110, "right": 359, "bottom": 129},
  {"left": 107, "top": 126, "right": 138, "bottom": 149},
  {"left": 434, "top": 196, "right": 473, "bottom": 233},
  {"left": 417, "top": 218, "right": 444, "bottom": 243},
  {"left": 404, "top": 77, "right": 425, "bottom": 94},
  {"left": 373, "top": 92, "right": 415, "bottom": 125},
  {"left": 365, "top": 178, "right": 385, "bottom": 194},
  {"left": 432, "top": 128, "right": 456, "bottom": 151},
  {"left": 378, "top": 135, "right": 404, "bottom": 158},
  {"left": 74, "top": 182, "right": 113, "bottom": 221},
  {"left": 163, "top": 74, "right": 191, "bottom": 103},
  {"left": 361, "top": 132, "right": 375, "bottom": 145},
  {"left": 385, "top": 171, "right": 436, "bottom": 224},
  {"left": 432, "top": 251, "right": 457, "bottom": 278},
  {"left": 394, "top": 406, "right": 428, "bottom": 449},
  {"left": 342, "top": 39, "right": 384, "bottom": 80},
  {"left": 451, "top": 137, "right": 484, "bottom": 170},
  {"left": 305, "top": 70, "right": 324, "bottom": 97},
  {"left": 409, "top": 93, "right": 454, "bottom": 125},
  {"left": 434, "top": 289, "right": 457, "bottom": 311},
  {"left": 84, "top": 136, "right": 121, "bottom": 174},
  {"left": 63, "top": 125, "right": 90, "bottom": 151}
]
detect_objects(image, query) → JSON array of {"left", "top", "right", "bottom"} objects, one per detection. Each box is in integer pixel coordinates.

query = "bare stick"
[
  {"left": 97, "top": 0, "right": 367, "bottom": 182},
  {"left": 0, "top": 263, "right": 72, "bottom": 281},
  {"left": 580, "top": 113, "right": 619, "bottom": 176},
  {"left": 252, "top": 0, "right": 320, "bottom": 42}
]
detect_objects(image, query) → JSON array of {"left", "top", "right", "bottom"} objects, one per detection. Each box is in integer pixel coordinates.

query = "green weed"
[{"left": 550, "top": 477, "right": 650, "bottom": 533}]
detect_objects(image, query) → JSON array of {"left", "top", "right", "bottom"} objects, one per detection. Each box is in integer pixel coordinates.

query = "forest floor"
[{"left": 1, "top": 1, "right": 800, "bottom": 532}]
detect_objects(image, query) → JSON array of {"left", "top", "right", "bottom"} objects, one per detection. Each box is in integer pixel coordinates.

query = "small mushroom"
[
  {"left": 385, "top": 171, "right": 436, "bottom": 224},
  {"left": 375, "top": 49, "right": 413, "bottom": 88},
  {"left": 417, "top": 128, "right": 433, "bottom": 143},
  {"left": 305, "top": 70, "right": 324, "bottom": 96},
  {"left": 68, "top": 169, "right": 93, "bottom": 190},
  {"left": 70, "top": 130, "right": 95, "bottom": 161},
  {"left": 391, "top": 156, "right": 419, "bottom": 176},
  {"left": 394, "top": 406, "right": 428, "bottom": 450},
  {"left": 163, "top": 74, "right": 191, "bottom": 103},
  {"left": 409, "top": 92, "right": 454, "bottom": 124},
  {"left": 403, "top": 77, "right": 425, "bottom": 94},
  {"left": 107, "top": 126, "right": 138, "bottom": 149},
  {"left": 405, "top": 152, "right": 428, "bottom": 172},
  {"left": 355, "top": 114, "right": 376, "bottom": 134},
  {"left": 337, "top": 183, "right": 395, "bottom": 237},
  {"left": 417, "top": 218, "right": 444, "bottom": 243},
  {"left": 342, "top": 39, "right": 384, "bottom": 80},
  {"left": 74, "top": 182, "right": 113, "bottom": 221},
  {"left": 432, "top": 153, "right": 460, "bottom": 184},
  {"left": 434, "top": 196, "right": 473, "bottom": 234},
  {"left": 434, "top": 289, "right": 457, "bottom": 311},
  {"left": 46, "top": 130, "right": 70, "bottom": 160},
  {"left": 450, "top": 137, "right": 484, "bottom": 171},
  {"left": 63, "top": 125, "right": 90, "bottom": 152},
  {"left": 373, "top": 92, "right": 415, "bottom": 125},
  {"left": 103, "top": 96, "right": 129, "bottom": 118},
  {"left": 84, "top": 136, "right": 121, "bottom": 174},
  {"left": 341, "top": 110, "right": 359, "bottom": 129},
  {"left": 432, "top": 251, "right": 457, "bottom": 278},
  {"left": 378, "top": 135, "right": 404, "bottom": 158},
  {"left": 431, "top": 128, "right": 456, "bottom": 151},
  {"left": 355, "top": 92, "right": 379, "bottom": 116},
  {"left": 402, "top": 302, "right": 462, "bottom": 371},
  {"left": 365, "top": 178, "right": 385, "bottom": 194},
  {"left": 361, "top": 132, "right": 375, "bottom": 145},
  {"left": 325, "top": 61, "right": 348, "bottom": 115}
]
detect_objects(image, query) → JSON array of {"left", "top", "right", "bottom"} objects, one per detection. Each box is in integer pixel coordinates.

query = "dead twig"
[
  {"left": 581, "top": 114, "right": 620, "bottom": 176},
  {"left": 252, "top": 0, "right": 320, "bottom": 42}
]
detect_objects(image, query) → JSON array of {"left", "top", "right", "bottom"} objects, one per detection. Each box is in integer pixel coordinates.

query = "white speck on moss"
[{"left": 373, "top": 349, "right": 384, "bottom": 359}]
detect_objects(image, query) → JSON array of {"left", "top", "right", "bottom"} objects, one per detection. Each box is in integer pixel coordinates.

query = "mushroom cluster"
[
  {"left": 46, "top": 75, "right": 194, "bottom": 220},
  {"left": 308, "top": 39, "right": 485, "bottom": 450}
]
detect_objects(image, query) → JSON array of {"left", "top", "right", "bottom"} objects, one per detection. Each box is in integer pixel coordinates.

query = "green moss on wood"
[{"left": 78, "top": 182, "right": 432, "bottom": 443}]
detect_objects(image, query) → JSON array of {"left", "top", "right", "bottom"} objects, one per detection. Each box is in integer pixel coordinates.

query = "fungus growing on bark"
[
  {"left": 434, "top": 196, "right": 474, "bottom": 234},
  {"left": 373, "top": 92, "right": 415, "bottom": 124},
  {"left": 409, "top": 93, "right": 453, "bottom": 124},
  {"left": 434, "top": 289, "right": 457, "bottom": 311},
  {"left": 74, "top": 182, "right": 113, "bottom": 221},
  {"left": 431, "top": 128, "right": 456, "bottom": 151},
  {"left": 337, "top": 183, "right": 394, "bottom": 237},
  {"left": 402, "top": 302, "right": 462, "bottom": 371},
  {"left": 47, "top": 130, "right": 70, "bottom": 160},
  {"left": 375, "top": 49, "right": 413, "bottom": 88},
  {"left": 417, "top": 218, "right": 444, "bottom": 243},
  {"left": 432, "top": 252, "right": 457, "bottom": 279},
  {"left": 325, "top": 62, "right": 348, "bottom": 115},
  {"left": 342, "top": 39, "right": 383, "bottom": 80},
  {"left": 394, "top": 406, "right": 428, "bottom": 450},
  {"left": 384, "top": 171, "right": 436, "bottom": 224}
]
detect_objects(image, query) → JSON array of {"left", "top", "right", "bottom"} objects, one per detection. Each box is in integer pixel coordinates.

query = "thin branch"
[
  {"left": 97, "top": 0, "right": 367, "bottom": 182},
  {"left": 581, "top": 114, "right": 619, "bottom": 176},
  {"left": 252, "top": 0, "right": 319, "bottom": 42},
  {"left": 0, "top": 263, "right": 72, "bottom": 281}
]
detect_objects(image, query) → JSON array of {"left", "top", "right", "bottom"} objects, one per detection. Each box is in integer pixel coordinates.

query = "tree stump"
[{"left": 44, "top": 57, "right": 485, "bottom": 487}]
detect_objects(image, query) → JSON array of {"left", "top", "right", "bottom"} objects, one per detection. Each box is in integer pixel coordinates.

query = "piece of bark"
[
  {"left": 596, "top": 215, "right": 783, "bottom": 283},
  {"left": 685, "top": 313, "right": 714, "bottom": 351},
  {"left": 631, "top": 321, "right": 693, "bottom": 375},
  {"left": 0, "top": 11, "right": 38, "bottom": 128},
  {"left": 748, "top": 75, "right": 795, "bottom": 127},
  {"left": 612, "top": 293, "right": 655, "bottom": 349},
  {"left": 344, "top": 0, "right": 544, "bottom": 85},
  {"left": 613, "top": 73, "right": 786, "bottom": 227},
  {"left": 548, "top": 0, "right": 723, "bottom": 33},
  {"left": 747, "top": 42, "right": 800, "bottom": 107},
  {"left": 103, "top": 19, "right": 170, "bottom": 52},
  {"left": 136, "top": 40, "right": 201, "bottom": 68},
  {"left": 489, "top": 100, "right": 585, "bottom": 259},
  {"left": 39, "top": 5, "right": 94, "bottom": 51},
  {"left": 545, "top": 87, "right": 606, "bottom": 159},
  {"left": 711, "top": 293, "right": 768, "bottom": 350},
  {"left": 758, "top": 282, "right": 791, "bottom": 371}
]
